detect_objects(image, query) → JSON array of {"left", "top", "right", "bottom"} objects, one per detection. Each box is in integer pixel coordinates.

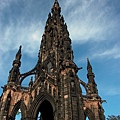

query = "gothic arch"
[
  {"left": 84, "top": 108, "right": 95, "bottom": 120},
  {"left": 29, "top": 92, "right": 56, "bottom": 119},
  {"left": 80, "top": 81, "right": 87, "bottom": 95},
  {"left": 10, "top": 100, "right": 27, "bottom": 120}
]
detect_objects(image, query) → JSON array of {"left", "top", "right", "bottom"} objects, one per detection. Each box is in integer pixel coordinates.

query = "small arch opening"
[
  {"left": 15, "top": 109, "right": 22, "bottom": 120},
  {"left": 86, "top": 116, "right": 89, "bottom": 120}
]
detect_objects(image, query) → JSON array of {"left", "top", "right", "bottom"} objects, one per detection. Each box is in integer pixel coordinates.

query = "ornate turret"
[
  {"left": 86, "top": 58, "right": 98, "bottom": 97},
  {"left": 8, "top": 46, "right": 22, "bottom": 84}
]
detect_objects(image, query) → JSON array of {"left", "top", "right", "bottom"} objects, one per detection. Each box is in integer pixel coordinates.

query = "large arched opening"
[
  {"left": 29, "top": 93, "right": 56, "bottom": 120},
  {"left": 36, "top": 100, "right": 54, "bottom": 120}
]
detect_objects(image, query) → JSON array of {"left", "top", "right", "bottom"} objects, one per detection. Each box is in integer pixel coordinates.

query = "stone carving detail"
[
  {"left": 4, "top": 92, "right": 11, "bottom": 111},
  {"left": 0, "top": 1, "right": 105, "bottom": 120},
  {"left": 8, "top": 46, "right": 22, "bottom": 83}
]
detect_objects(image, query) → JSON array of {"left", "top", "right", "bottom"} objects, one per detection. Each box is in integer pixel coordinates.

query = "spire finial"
[
  {"left": 86, "top": 58, "right": 98, "bottom": 96},
  {"left": 8, "top": 46, "right": 22, "bottom": 83},
  {"left": 87, "top": 58, "right": 92, "bottom": 71},
  {"left": 15, "top": 45, "right": 22, "bottom": 61},
  {"left": 52, "top": 0, "right": 61, "bottom": 16}
]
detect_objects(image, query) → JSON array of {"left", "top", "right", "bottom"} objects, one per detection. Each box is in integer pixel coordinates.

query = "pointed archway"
[
  {"left": 9, "top": 100, "right": 27, "bottom": 120},
  {"left": 36, "top": 100, "right": 54, "bottom": 120},
  {"left": 29, "top": 93, "right": 56, "bottom": 120}
]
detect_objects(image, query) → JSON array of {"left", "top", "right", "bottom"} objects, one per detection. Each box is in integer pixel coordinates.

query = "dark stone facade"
[{"left": 0, "top": 0, "right": 105, "bottom": 120}]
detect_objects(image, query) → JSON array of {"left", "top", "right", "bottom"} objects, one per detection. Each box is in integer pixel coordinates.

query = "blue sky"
[{"left": 0, "top": 0, "right": 120, "bottom": 119}]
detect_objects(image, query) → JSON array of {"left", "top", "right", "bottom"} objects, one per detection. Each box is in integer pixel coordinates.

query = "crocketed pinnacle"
[
  {"left": 15, "top": 45, "right": 22, "bottom": 61},
  {"left": 87, "top": 58, "right": 92, "bottom": 73},
  {"left": 86, "top": 58, "right": 98, "bottom": 96},
  {"left": 52, "top": 0, "right": 61, "bottom": 16},
  {"left": 87, "top": 58, "right": 95, "bottom": 79},
  {"left": 8, "top": 46, "right": 22, "bottom": 83},
  {"left": 37, "top": 0, "right": 73, "bottom": 75}
]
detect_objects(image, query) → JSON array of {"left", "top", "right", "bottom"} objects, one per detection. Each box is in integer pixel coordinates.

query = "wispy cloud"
[
  {"left": 0, "top": 0, "right": 120, "bottom": 67},
  {"left": 92, "top": 45, "right": 120, "bottom": 59},
  {"left": 100, "top": 86, "right": 120, "bottom": 96},
  {"left": 0, "top": 0, "right": 14, "bottom": 10},
  {"left": 62, "top": 0, "right": 120, "bottom": 43},
  {"left": 0, "top": 0, "right": 45, "bottom": 55},
  {"left": 0, "top": 21, "right": 43, "bottom": 54},
  {"left": 0, "top": 0, "right": 46, "bottom": 71}
]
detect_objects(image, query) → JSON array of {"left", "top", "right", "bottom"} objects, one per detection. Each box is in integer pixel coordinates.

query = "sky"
[{"left": 0, "top": 0, "right": 120, "bottom": 119}]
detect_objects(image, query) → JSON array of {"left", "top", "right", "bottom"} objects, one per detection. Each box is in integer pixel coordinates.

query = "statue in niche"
[
  {"left": 50, "top": 51, "right": 55, "bottom": 58},
  {"left": 42, "top": 34, "right": 46, "bottom": 49},
  {"left": 71, "top": 80, "right": 76, "bottom": 93},
  {"left": 47, "top": 62, "right": 53, "bottom": 75},
  {"left": 71, "top": 81, "right": 75, "bottom": 88},
  {"left": 53, "top": 27, "right": 58, "bottom": 43}
]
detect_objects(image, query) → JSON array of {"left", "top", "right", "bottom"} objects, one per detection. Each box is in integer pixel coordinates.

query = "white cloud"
[
  {"left": 62, "top": 0, "right": 119, "bottom": 43},
  {"left": 0, "top": 21, "right": 43, "bottom": 54},
  {"left": 93, "top": 45, "right": 120, "bottom": 59},
  {"left": 0, "top": 20, "right": 44, "bottom": 71},
  {"left": 0, "top": 0, "right": 120, "bottom": 70}
]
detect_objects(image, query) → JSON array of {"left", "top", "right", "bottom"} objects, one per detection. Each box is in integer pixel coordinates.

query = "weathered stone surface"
[{"left": 0, "top": 0, "right": 105, "bottom": 120}]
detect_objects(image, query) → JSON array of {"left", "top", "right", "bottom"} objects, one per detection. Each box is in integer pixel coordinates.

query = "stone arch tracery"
[
  {"left": 80, "top": 80, "right": 87, "bottom": 95},
  {"left": 10, "top": 100, "right": 27, "bottom": 120},
  {"left": 28, "top": 92, "right": 56, "bottom": 120}
]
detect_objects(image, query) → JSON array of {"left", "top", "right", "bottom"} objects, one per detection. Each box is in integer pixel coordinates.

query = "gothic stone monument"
[{"left": 0, "top": 0, "right": 105, "bottom": 120}]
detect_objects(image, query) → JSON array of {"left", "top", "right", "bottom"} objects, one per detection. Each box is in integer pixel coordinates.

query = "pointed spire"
[
  {"left": 87, "top": 58, "right": 92, "bottom": 72},
  {"left": 87, "top": 58, "right": 95, "bottom": 79},
  {"left": 15, "top": 45, "right": 22, "bottom": 61},
  {"left": 8, "top": 46, "right": 22, "bottom": 83},
  {"left": 86, "top": 58, "right": 98, "bottom": 97},
  {"left": 37, "top": 0, "right": 73, "bottom": 77},
  {"left": 52, "top": 0, "right": 61, "bottom": 16},
  {"left": 13, "top": 45, "right": 22, "bottom": 67}
]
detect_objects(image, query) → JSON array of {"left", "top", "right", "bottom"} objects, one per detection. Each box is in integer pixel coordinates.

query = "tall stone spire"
[
  {"left": 37, "top": 0, "right": 74, "bottom": 79},
  {"left": 8, "top": 46, "right": 22, "bottom": 84},
  {"left": 86, "top": 58, "right": 98, "bottom": 97}
]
